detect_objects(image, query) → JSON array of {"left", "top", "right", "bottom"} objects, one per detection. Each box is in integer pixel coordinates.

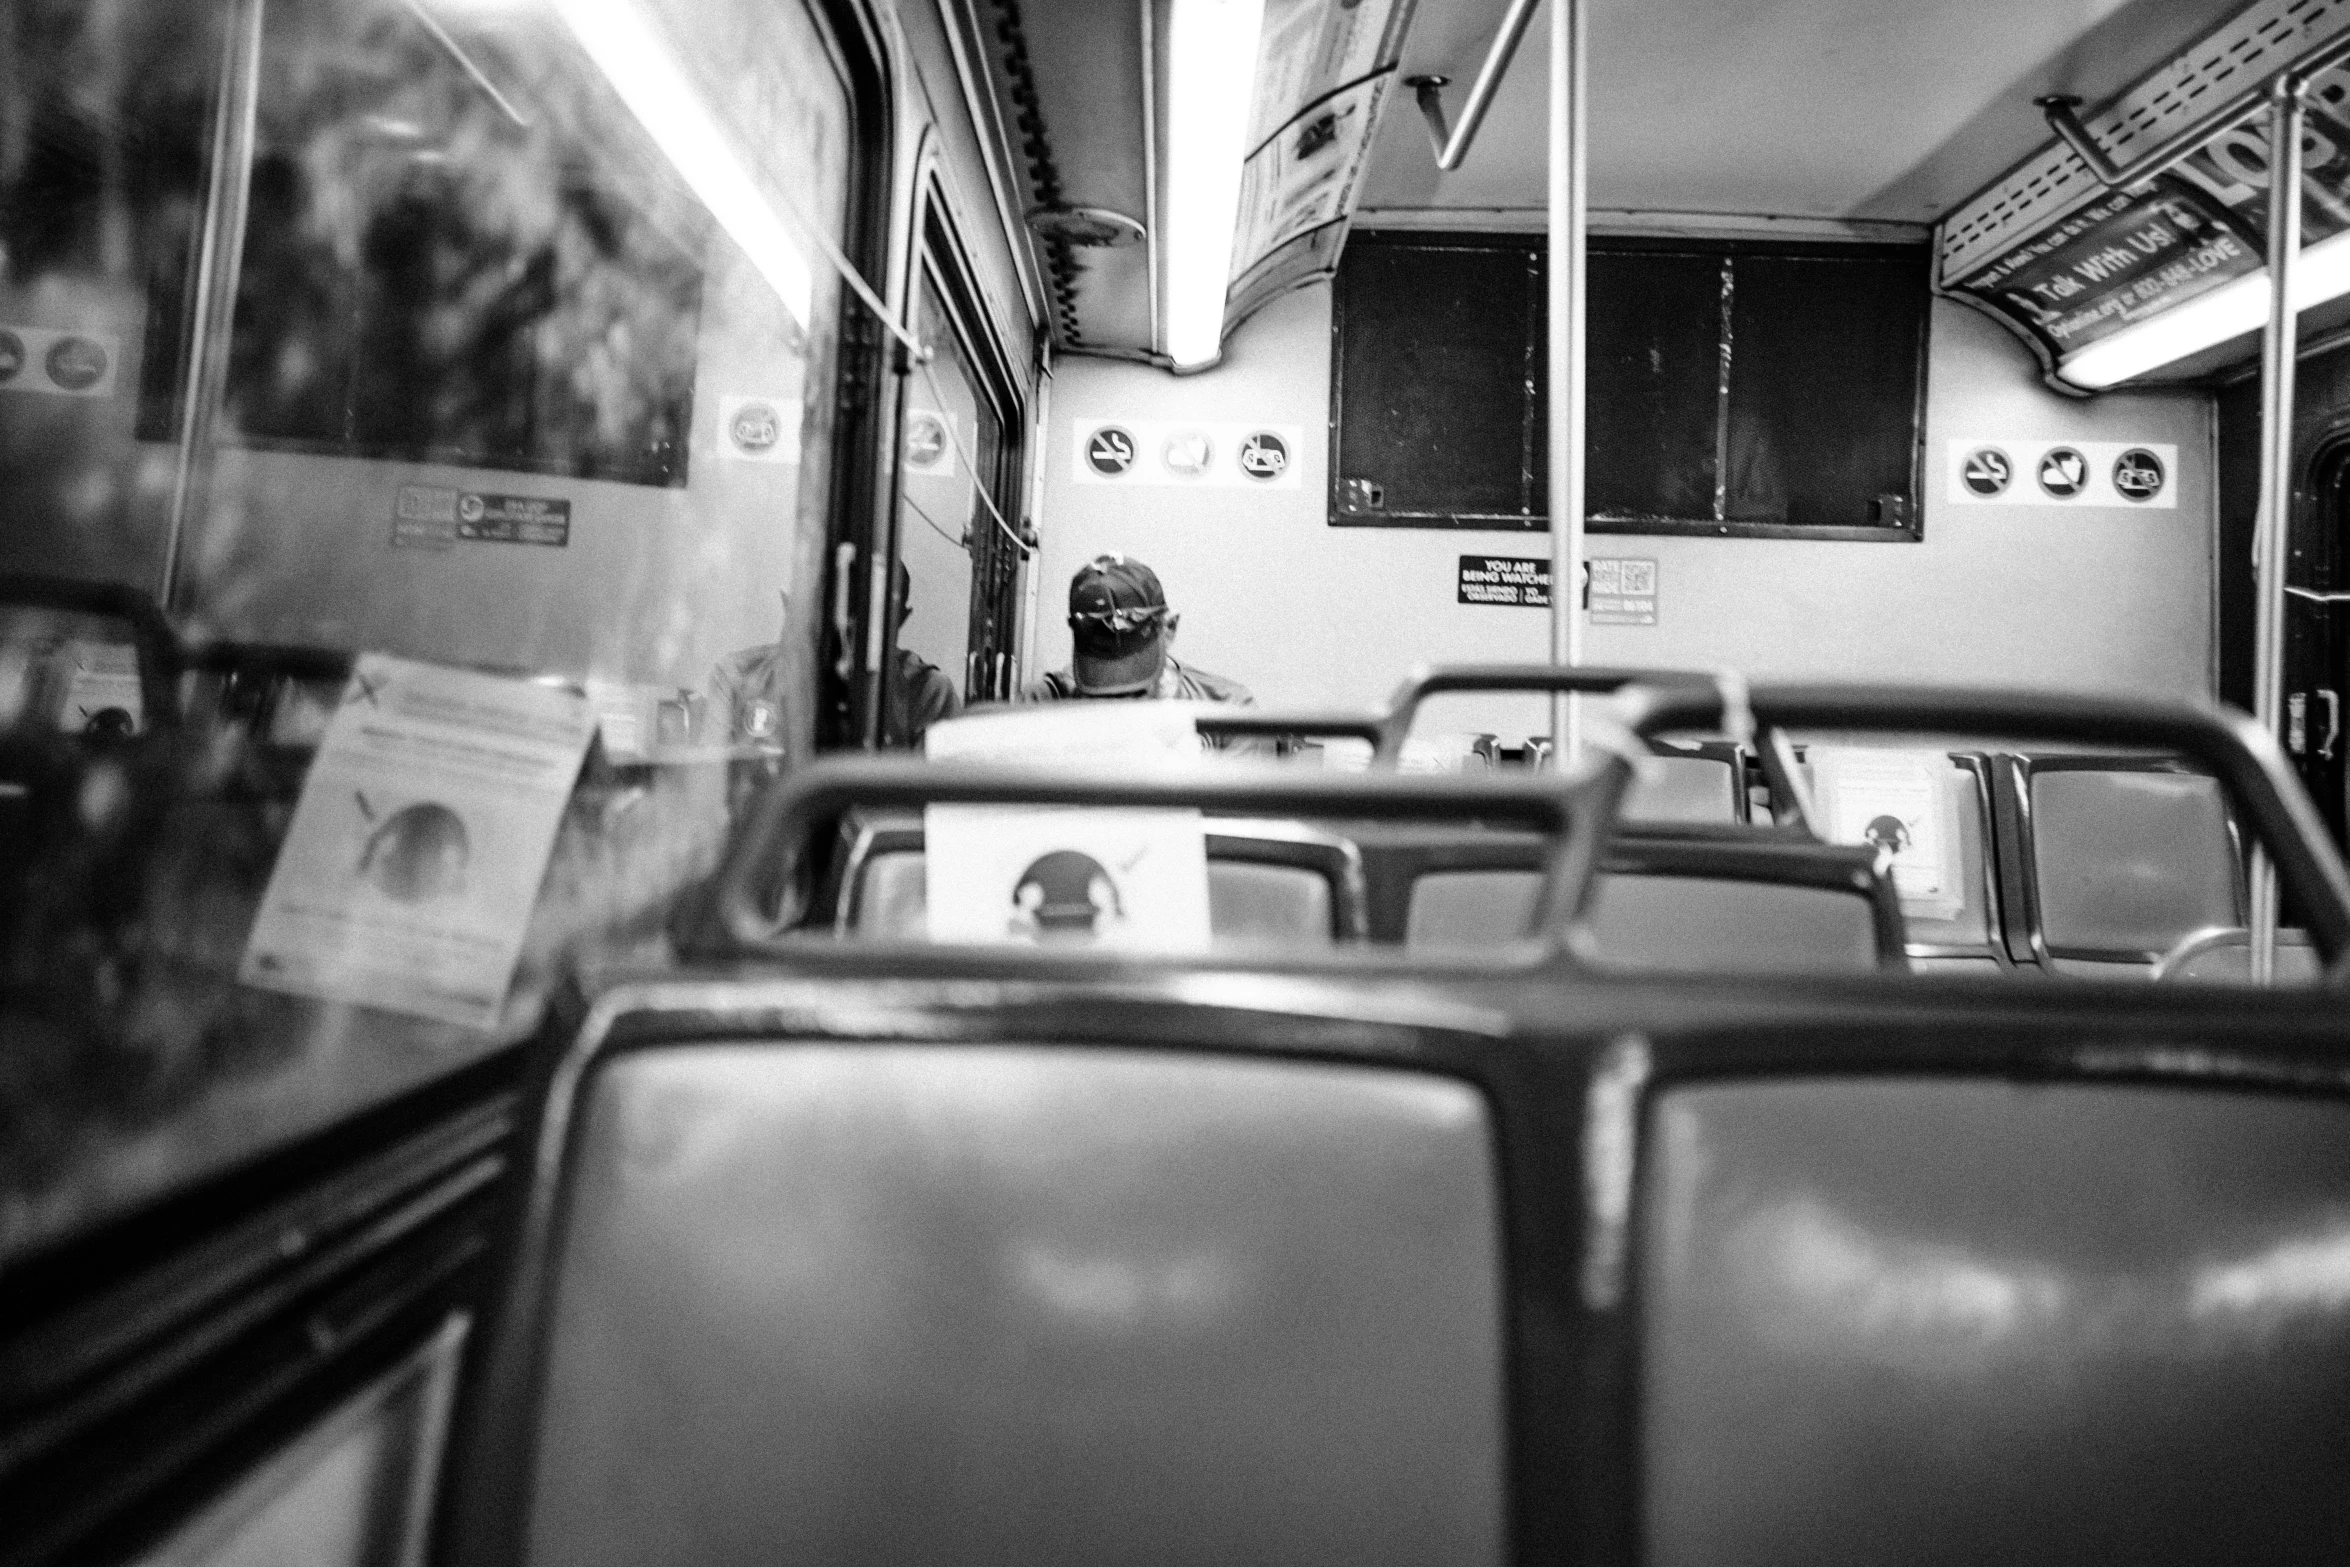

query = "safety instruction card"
[{"left": 240, "top": 654, "right": 596, "bottom": 1029}]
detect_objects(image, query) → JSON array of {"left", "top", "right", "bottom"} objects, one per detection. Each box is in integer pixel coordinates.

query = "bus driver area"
[{"left": 13, "top": 2, "right": 2350, "bottom": 1566}]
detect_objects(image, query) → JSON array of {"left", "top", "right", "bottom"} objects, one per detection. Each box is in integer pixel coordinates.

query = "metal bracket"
[
  {"left": 1403, "top": 74, "right": 1451, "bottom": 158},
  {"left": 1406, "top": 0, "right": 1543, "bottom": 172}
]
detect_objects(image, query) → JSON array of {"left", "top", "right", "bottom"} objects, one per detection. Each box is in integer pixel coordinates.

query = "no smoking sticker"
[
  {"left": 1945, "top": 439, "right": 2175, "bottom": 508},
  {"left": 1085, "top": 426, "right": 1137, "bottom": 477},
  {"left": 1071, "top": 420, "right": 1302, "bottom": 488},
  {"left": 1961, "top": 447, "right": 2011, "bottom": 496}
]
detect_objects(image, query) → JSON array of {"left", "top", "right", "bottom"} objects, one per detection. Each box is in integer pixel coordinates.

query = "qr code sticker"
[{"left": 1618, "top": 560, "right": 1656, "bottom": 595}]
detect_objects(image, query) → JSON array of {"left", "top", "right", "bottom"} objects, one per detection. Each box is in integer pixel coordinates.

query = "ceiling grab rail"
[
  {"left": 2029, "top": 23, "right": 2350, "bottom": 191},
  {"left": 1400, "top": 0, "right": 1541, "bottom": 171},
  {"left": 1612, "top": 680, "right": 2350, "bottom": 978}
]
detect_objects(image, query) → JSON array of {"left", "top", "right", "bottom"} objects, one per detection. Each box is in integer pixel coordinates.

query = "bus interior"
[{"left": 9, "top": 0, "right": 2350, "bottom": 1562}]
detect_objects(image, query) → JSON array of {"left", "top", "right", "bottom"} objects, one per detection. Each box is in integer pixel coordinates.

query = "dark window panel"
[
  {"left": 1585, "top": 250, "right": 1723, "bottom": 522},
  {"left": 1725, "top": 252, "right": 1928, "bottom": 528},
  {"left": 1333, "top": 241, "right": 1538, "bottom": 526}
]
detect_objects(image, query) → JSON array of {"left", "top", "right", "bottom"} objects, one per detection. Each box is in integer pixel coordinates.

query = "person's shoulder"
[
  {"left": 1018, "top": 669, "right": 1079, "bottom": 701},
  {"left": 1174, "top": 660, "right": 1254, "bottom": 705}
]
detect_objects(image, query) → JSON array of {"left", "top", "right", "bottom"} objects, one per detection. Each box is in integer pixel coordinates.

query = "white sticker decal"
[
  {"left": 1070, "top": 419, "right": 1305, "bottom": 488},
  {"left": 1945, "top": 439, "right": 2176, "bottom": 508}
]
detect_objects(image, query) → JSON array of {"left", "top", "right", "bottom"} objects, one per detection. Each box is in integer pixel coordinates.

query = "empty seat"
[
  {"left": 1401, "top": 844, "right": 1895, "bottom": 973},
  {"left": 2026, "top": 766, "right": 2239, "bottom": 972},
  {"left": 1621, "top": 751, "right": 1742, "bottom": 824},
  {"left": 513, "top": 1044, "right": 1507, "bottom": 1566},
  {"left": 1582, "top": 873, "right": 1882, "bottom": 973}
]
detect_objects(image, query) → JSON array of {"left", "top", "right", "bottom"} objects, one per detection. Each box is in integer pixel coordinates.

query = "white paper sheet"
[
  {"left": 1807, "top": 747, "right": 1963, "bottom": 923},
  {"left": 239, "top": 654, "right": 595, "bottom": 1029},
  {"left": 920, "top": 701, "right": 1211, "bottom": 949}
]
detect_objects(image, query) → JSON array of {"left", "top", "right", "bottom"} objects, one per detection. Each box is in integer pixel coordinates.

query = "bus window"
[
  {"left": 894, "top": 269, "right": 990, "bottom": 726},
  {"left": 0, "top": 0, "right": 868, "bottom": 1261}
]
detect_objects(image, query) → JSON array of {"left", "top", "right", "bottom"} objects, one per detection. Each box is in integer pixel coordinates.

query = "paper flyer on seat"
[
  {"left": 238, "top": 654, "right": 596, "bottom": 1029},
  {"left": 921, "top": 703, "right": 1211, "bottom": 949}
]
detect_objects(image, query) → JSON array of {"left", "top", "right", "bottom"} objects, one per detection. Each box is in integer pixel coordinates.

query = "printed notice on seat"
[
  {"left": 920, "top": 704, "right": 1211, "bottom": 949},
  {"left": 1807, "top": 748, "right": 1963, "bottom": 923},
  {"left": 239, "top": 654, "right": 596, "bottom": 1029}
]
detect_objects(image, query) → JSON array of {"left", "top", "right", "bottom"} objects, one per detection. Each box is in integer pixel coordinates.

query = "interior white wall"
[{"left": 1032, "top": 281, "right": 2215, "bottom": 732}]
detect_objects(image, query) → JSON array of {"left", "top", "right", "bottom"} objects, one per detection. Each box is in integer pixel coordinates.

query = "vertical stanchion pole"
[
  {"left": 2252, "top": 76, "right": 2307, "bottom": 985},
  {"left": 160, "top": 0, "right": 265, "bottom": 608},
  {"left": 1547, "top": 0, "right": 1586, "bottom": 759}
]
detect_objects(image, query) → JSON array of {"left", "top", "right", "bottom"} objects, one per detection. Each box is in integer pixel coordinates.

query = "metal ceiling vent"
[
  {"left": 1025, "top": 206, "right": 1147, "bottom": 247},
  {"left": 1940, "top": 0, "right": 2350, "bottom": 282}
]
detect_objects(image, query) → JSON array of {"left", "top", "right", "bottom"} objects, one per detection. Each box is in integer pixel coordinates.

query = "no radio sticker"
[
  {"left": 1944, "top": 439, "right": 2175, "bottom": 508},
  {"left": 1071, "top": 419, "right": 1303, "bottom": 489}
]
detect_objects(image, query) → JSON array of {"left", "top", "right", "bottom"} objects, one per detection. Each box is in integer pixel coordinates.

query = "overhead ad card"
[{"left": 239, "top": 654, "right": 596, "bottom": 1030}]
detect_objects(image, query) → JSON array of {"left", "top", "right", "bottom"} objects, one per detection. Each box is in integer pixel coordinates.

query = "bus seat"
[
  {"left": 1582, "top": 873, "right": 1883, "bottom": 973},
  {"left": 1622, "top": 750, "right": 1742, "bottom": 824},
  {"left": 1396, "top": 833, "right": 1899, "bottom": 972},
  {"left": 2025, "top": 764, "right": 2240, "bottom": 967},
  {"left": 510, "top": 1042, "right": 1507, "bottom": 1567},
  {"left": 2152, "top": 925, "right": 2324, "bottom": 984},
  {"left": 837, "top": 823, "right": 1360, "bottom": 945},
  {"left": 1403, "top": 867, "right": 1541, "bottom": 948}
]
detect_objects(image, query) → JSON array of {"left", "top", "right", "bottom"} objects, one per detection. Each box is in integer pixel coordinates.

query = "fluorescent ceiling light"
[
  {"left": 552, "top": 0, "right": 814, "bottom": 328},
  {"left": 2060, "top": 227, "right": 2350, "bottom": 390},
  {"left": 1162, "top": 0, "right": 1265, "bottom": 370}
]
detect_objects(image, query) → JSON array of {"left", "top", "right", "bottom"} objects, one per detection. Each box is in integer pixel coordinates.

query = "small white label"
[
  {"left": 0, "top": 325, "right": 122, "bottom": 398},
  {"left": 719, "top": 396, "right": 802, "bottom": 463}
]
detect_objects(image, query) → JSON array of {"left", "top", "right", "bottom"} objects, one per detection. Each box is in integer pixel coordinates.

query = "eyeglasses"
[{"left": 1068, "top": 604, "right": 1168, "bottom": 635}]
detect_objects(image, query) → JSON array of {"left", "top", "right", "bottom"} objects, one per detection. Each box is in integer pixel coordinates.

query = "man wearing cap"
[{"left": 1022, "top": 554, "right": 1255, "bottom": 706}]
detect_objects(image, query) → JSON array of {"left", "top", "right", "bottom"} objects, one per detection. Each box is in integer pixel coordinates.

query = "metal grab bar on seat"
[
  {"left": 1612, "top": 680, "right": 2350, "bottom": 971},
  {"left": 1375, "top": 664, "right": 1811, "bottom": 825},
  {"left": 713, "top": 754, "right": 1635, "bottom": 955}
]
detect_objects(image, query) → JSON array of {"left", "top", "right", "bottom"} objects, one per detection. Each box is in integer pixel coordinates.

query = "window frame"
[
  {"left": 868, "top": 173, "right": 1027, "bottom": 742},
  {"left": 1327, "top": 229, "right": 1933, "bottom": 544}
]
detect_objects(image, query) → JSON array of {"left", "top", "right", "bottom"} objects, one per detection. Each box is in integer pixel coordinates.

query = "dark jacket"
[
  {"left": 1021, "top": 656, "right": 1255, "bottom": 706},
  {"left": 888, "top": 647, "right": 962, "bottom": 748}
]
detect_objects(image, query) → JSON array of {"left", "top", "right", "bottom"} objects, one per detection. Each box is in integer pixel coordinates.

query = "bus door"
[
  {"left": 2286, "top": 442, "right": 2350, "bottom": 848},
  {"left": 881, "top": 214, "right": 1022, "bottom": 744}
]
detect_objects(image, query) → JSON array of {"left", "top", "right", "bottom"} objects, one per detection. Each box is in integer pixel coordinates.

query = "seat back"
[
  {"left": 487, "top": 1023, "right": 1507, "bottom": 1567},
  {"left": 1384, "top": 828, "right": 1900, "bottom": 971},
  {"left": 835, "top": 819, "right": 1363, "bottom": 946},
  {"left": 1620, "top": 746, "right": 1744, "bottom": 824},
  {"left": 2020, "top": 760, "right": 2240, "bottom": 968}
]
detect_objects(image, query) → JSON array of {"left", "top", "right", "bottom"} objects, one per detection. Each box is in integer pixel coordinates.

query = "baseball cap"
[{"left": 1068, "top": 553, "right": 1168, "bottom": 696}]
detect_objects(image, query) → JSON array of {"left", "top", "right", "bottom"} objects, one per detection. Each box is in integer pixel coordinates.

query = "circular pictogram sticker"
[
  {"left": 2037, "top": 445, "right": 2087, "bottom": 499},
  {"left": 1961, "top": 446, "right": 2011, "bottom": 497},
  {"left": 1085, "top": 425, "right": 1136, "bottom": 477},
  {"left": 1162, "top": 431, "right": 1213, "bottom": 478},
  {"left": 1237, "top": 430, "right": 1289, "bottom": 481},
  {"left": 44, "top": 335, "right": 107, "bottom": 392},
  {"left": 730, "top": 400, "right": 782, "bottom": 456},
  {"left": 904, "top": 411, "right": 947, "bottom": 469},
  {"left": 0, "top": 330, "right": 23, "bottom": 385},
  {"left": 2113, "top": 447, "right": 2165, "bottom": 503},
  {"left": 458, "top": 492, "right": 486, "bottom": 523}
]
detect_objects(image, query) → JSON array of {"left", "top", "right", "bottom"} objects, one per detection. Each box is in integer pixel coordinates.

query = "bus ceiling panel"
[
  {"left": 964, "top": 0, "right": 1417, "bottom": 363},
  {"left": 1937, "top": 0, "right": 2350, "bottom": 393},
  {"left": 1352, "top": 0, "right": 2215, "bottom": 226}
]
